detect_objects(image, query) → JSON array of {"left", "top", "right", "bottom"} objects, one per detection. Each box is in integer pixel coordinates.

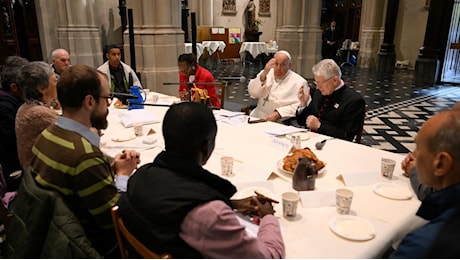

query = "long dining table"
[{"left": 101, "top": 92, "right": 422, "bottom": 258}]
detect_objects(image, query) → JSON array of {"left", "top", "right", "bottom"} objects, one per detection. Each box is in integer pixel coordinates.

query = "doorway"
[
  {"left": 0, "top": 0, "right": 42, "bottom": 65},
  {"left": 441, "top": 0, "right": 460, "bottom": 84}
]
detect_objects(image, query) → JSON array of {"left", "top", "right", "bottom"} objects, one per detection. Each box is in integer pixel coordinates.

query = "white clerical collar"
[{"left": 333, "top": 79, "right": 345, "bottom": 93}]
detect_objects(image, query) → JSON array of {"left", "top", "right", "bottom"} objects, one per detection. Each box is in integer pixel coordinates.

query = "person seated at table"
[
  {"left": 27, "top": 65, "right": 140, "bottom": 257},
  {"left": 50, "top": 48, "right": 71, "bottom": 79},
  {"left": 400, "top": 102, "right": 460, "bottom": 201},
  {"left": 97, "top": 44, "right": 142, "bottom": 104},
  {"left": 0, "top": 56, "right": 29, "bottom": 191},
  {"left": 118, "top": 102, "right": 284, "bottom": 258},
  {"left": 390, "top": 109, "right": 460, "bottom": 258},
  {"left": 15, "top": 61, "right": 59, "bottom": 172},
  {"left": 247, "top": 50, "right": 306, "bottom": 122},
  {"left": 296, "top": 59, "right": 365, "bottom": 141},
  {"left": 177, "top": 53, "right": 221, "bottom": 108}
]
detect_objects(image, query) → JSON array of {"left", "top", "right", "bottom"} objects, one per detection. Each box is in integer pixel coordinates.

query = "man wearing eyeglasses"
[
  {"left": 296, "top": 59, "right": 365, "bottom": 141},
  {"left": 25, "top": 65, "right": 140, "bottom": 257}
]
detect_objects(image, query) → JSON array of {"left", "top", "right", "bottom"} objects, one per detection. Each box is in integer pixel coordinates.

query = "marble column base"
[
  {"left": 414, "top": 57, "right": 440, "bottom": 86},
  {"left": 376, "top": 52, "right": 396, "bottom": 75}
]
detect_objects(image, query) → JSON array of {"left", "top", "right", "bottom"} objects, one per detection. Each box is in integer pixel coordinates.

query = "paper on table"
[
  {"left": 300, "top": 189, "right": 336, "bottom": 208},
  {"left": 155, "top": 98, "right": 175, "bottom": 106},
  {"left": 119, "top": 109, "right": 160, "bottom": 128},
  {"left": 341, "top": 171, "right": 381, "bottom": 187},
  {"left": 235, "top": 213, "right": 259, "bottom": 238},
  {"left": 264, "top": 125, "right": 308, "bottom": 136}
]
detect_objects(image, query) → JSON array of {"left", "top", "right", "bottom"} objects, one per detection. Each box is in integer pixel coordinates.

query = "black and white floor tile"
[{"left": 202, "top": 57, "right": 460, "bottom": 154}]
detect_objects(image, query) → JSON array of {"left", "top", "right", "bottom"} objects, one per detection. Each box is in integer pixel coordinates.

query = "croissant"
[{"left": 283, "top": 147, "right": 325, "bottom": 172}]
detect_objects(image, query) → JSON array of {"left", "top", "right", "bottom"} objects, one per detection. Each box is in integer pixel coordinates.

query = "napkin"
[
  {"left": 300, "top": 189, "right": 336, "bottom": 208},
  {"left": 340, "top": 171, "right": 381, "bottom": 187},
  {"left": 119, "top": 109, "right": 160, "bottom": 128}
]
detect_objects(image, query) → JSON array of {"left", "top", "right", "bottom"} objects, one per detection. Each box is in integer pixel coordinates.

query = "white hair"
[{"left": 312, "top": 59, "right": 342, "bottom": 79}]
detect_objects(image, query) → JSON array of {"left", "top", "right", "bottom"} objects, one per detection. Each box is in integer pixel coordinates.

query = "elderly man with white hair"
[
  {"left": 50, "top": 48, "right": 71, "bottom": 78},
  {"left": 247, "top": 50, "right": 307, "bottom": 122},
  {"left": 296, "top": 59, "right": 365, "bottom": 141}
]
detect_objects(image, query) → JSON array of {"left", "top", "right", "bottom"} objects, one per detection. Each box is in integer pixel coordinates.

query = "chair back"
[
  {"left": 111, "top": 205, "right": 172, "bottom": 259},
  {"left": 215, "top": 82, "right": 226, "bottom": 108},
  {"left": 354, "top": 108, "right": 366, "bottom": 144}
]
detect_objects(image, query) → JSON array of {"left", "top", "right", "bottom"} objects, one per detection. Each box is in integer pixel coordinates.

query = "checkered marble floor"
[{"left": 203, "top": 58, "right": 460, "bottom": 154}]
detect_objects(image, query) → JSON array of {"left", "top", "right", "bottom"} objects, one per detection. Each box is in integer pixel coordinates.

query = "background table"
[
  {"left": 184, "top": 43, "right": 204, "bottom": 60},
  {"left": 101, "top": 97, "right": 421, "bottom": 258},
  {"left": 239, "top": 42, "right": 268, "bottom": 61},
  {"left": 201, "top": 40, "right": 226, "bottom": 55}
]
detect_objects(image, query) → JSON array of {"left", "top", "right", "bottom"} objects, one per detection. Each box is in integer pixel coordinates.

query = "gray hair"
[
  {"left": 0, "top": 56, "right": 29, "bottom": 91},
  {"left": 18, "top": 61, "right": 54, "bottom": 100},
  {"left": 312, "top": 59, "right": 342, "bottom": 79},
  {"left": 51, "top": 48, "right": 69, "bottom": 61},
  {"left": 428, "top": 110, "right": 460, "bottom": 163}
]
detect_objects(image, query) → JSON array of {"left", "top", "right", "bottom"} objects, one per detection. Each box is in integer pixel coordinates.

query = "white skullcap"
[{"left": 276, "top": 50, "right": 291, "bottom": 62}]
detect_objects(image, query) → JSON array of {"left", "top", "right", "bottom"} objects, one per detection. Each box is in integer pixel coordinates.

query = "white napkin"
[
  {"left": 119, "top": 109, "right": 160, "bottom": 128},
  {"left": 341, "top": 171, "right": 381, "bottom": 187},
  {"left": 300, "top": 189, "right": 336, "bottom": 208}
]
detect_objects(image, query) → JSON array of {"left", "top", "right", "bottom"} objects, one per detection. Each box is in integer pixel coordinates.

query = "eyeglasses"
[
  {"left": 99, "top": 94, "right": 113, "bottom": 105},
  {"left": 313, "top": 76, "right": 334, "bottom": 86}
]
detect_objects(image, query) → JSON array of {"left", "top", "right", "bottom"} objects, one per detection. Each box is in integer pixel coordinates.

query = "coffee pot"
[{"left": 292, "top": 157, "right": 318, "bottom": 191}]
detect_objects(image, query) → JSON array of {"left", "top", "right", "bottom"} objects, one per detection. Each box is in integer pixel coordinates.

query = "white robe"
[{"left": 248, "top": 69, "right": 306, "bottom": 119}]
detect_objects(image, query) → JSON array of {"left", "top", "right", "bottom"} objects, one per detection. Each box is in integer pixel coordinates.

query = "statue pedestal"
[{"left": 244, "top": 31, "right": 262, "bottom": 42}]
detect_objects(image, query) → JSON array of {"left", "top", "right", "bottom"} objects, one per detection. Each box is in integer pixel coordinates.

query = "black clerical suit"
[
  {"left": 296, "top": 85, "right": 365, "bottom": 141},
  {"left": 322, "top": 27, "right": 341, "bottom": 59}
]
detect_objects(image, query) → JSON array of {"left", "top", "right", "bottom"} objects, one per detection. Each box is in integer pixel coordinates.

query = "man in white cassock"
[{"left": 247, "top": 50, "right": 307, "bottom": 122}]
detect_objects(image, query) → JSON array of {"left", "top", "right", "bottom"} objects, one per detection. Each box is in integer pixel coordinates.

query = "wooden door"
[{"left": 0, "top": 0, "right": 42, "bottom": 65}]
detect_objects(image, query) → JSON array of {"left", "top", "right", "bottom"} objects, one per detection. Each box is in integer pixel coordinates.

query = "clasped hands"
[
  {"left": 111, "top": 149, "right": 141, "bottom": 177},
  {"left": 231, "top": 191, "right": 279, "bottom": 218}
]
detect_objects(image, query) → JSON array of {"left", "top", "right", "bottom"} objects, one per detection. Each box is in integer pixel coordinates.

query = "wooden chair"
[
  {"left": 215, "top": 82, "right": 226, "bottom": 108},
  {"left": 111, "top": 206, "right": 172, "bottom": 259}
]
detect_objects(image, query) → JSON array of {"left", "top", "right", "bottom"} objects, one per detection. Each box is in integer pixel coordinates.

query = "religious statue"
[{"left": 246, "top": 0, "right": 258, "bottom": 32}]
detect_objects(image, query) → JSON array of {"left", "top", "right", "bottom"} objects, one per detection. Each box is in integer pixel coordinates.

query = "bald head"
[
  {"left": 415, "top": 110, "right": 460, "bottom": 189},
  {"left": 51, "top": 48, "right": 70, "bottom": 75}
]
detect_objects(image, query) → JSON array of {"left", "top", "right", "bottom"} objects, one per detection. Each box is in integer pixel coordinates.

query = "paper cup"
[
  {"left": 336, "top": 188, "right": 353, "bottom": 214},
  {"left": 220, "top": 156, "right": 234, "bottom": 177},
  {"left": 282, "top": 192, "right": 300, "bottom": 220},
  {"left": 133, "top": 123, "right": 143, "bottom": 136},
  {"left": 381, "top": 158, "right": 396, "bottom": 179}
]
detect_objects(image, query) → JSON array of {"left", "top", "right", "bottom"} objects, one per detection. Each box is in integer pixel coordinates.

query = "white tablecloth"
[
  {"left": 202, "top": 41, "right": 226, "bottom": 55},
  {"left": 184, "top": 43, "right": 204, "bottom": 60},
  {"left": 239, "top": 42, "right": 268, "bottom": 60},
  {"left": 101, "top": 96, "right": 421, "bottom": 258}
]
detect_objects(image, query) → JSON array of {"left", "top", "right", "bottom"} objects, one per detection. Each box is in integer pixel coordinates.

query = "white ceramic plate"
[
  {"left": 111, "top": 132, "right": 136, "bottom": 142},
  {"left": 373, "top": 183, "right": 413, "bottom": 200},
  {"left": 277, "top": 159, "right": 325, "bottom": 176},
  {"left": 234, "top": 187, "right": 275, "bottom": 200},
  {"left": 285, "top": 132, "right": 311, "bottom": 141},
  {"left": 329, "top": 215, "right": 376, "bottom": 241}
]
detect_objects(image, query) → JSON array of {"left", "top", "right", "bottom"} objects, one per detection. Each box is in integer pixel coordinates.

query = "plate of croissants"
[{"left": 277, "top": 147, "right": 326, "bottom": 175}]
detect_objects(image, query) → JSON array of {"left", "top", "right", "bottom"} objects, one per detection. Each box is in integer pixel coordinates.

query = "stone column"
[
  {"left": 55, "top": 0, "right": 103, "bottom": 67},
  {"left": 414, "top": 0, "right": 455, "bottom": 85},
  {"left": 126, "top": 0, "right": 184, "bottom": 95},
  {"left": 357, "top": 0, "right": 386, "bottom": 68},
  {"left": 376, "top": 0, "right": 399, "bottom": 74},
  {"left": 276, "top": 0, "right": 321, "bottom": 79}
]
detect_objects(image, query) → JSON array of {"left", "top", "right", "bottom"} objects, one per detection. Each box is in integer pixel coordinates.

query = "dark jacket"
[
  {"left": 391, "top": 183, "right": 460, "bottom": 258},
  {"left": 296, "top": 85, "right": 365, "bottom": 141},
  {"left": 5, "top": 168, "right": 100, "bottom": 258},
  {"left": 119, "top": 151, "right": 237, "bottom": 258},
  {"left": 0, "top": 90, "right": 22, "bottom": 189}
]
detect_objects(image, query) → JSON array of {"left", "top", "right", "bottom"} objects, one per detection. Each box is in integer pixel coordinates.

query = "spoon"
[{"left": 315, "top": 138, "right": 334, "bottom": 150}]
